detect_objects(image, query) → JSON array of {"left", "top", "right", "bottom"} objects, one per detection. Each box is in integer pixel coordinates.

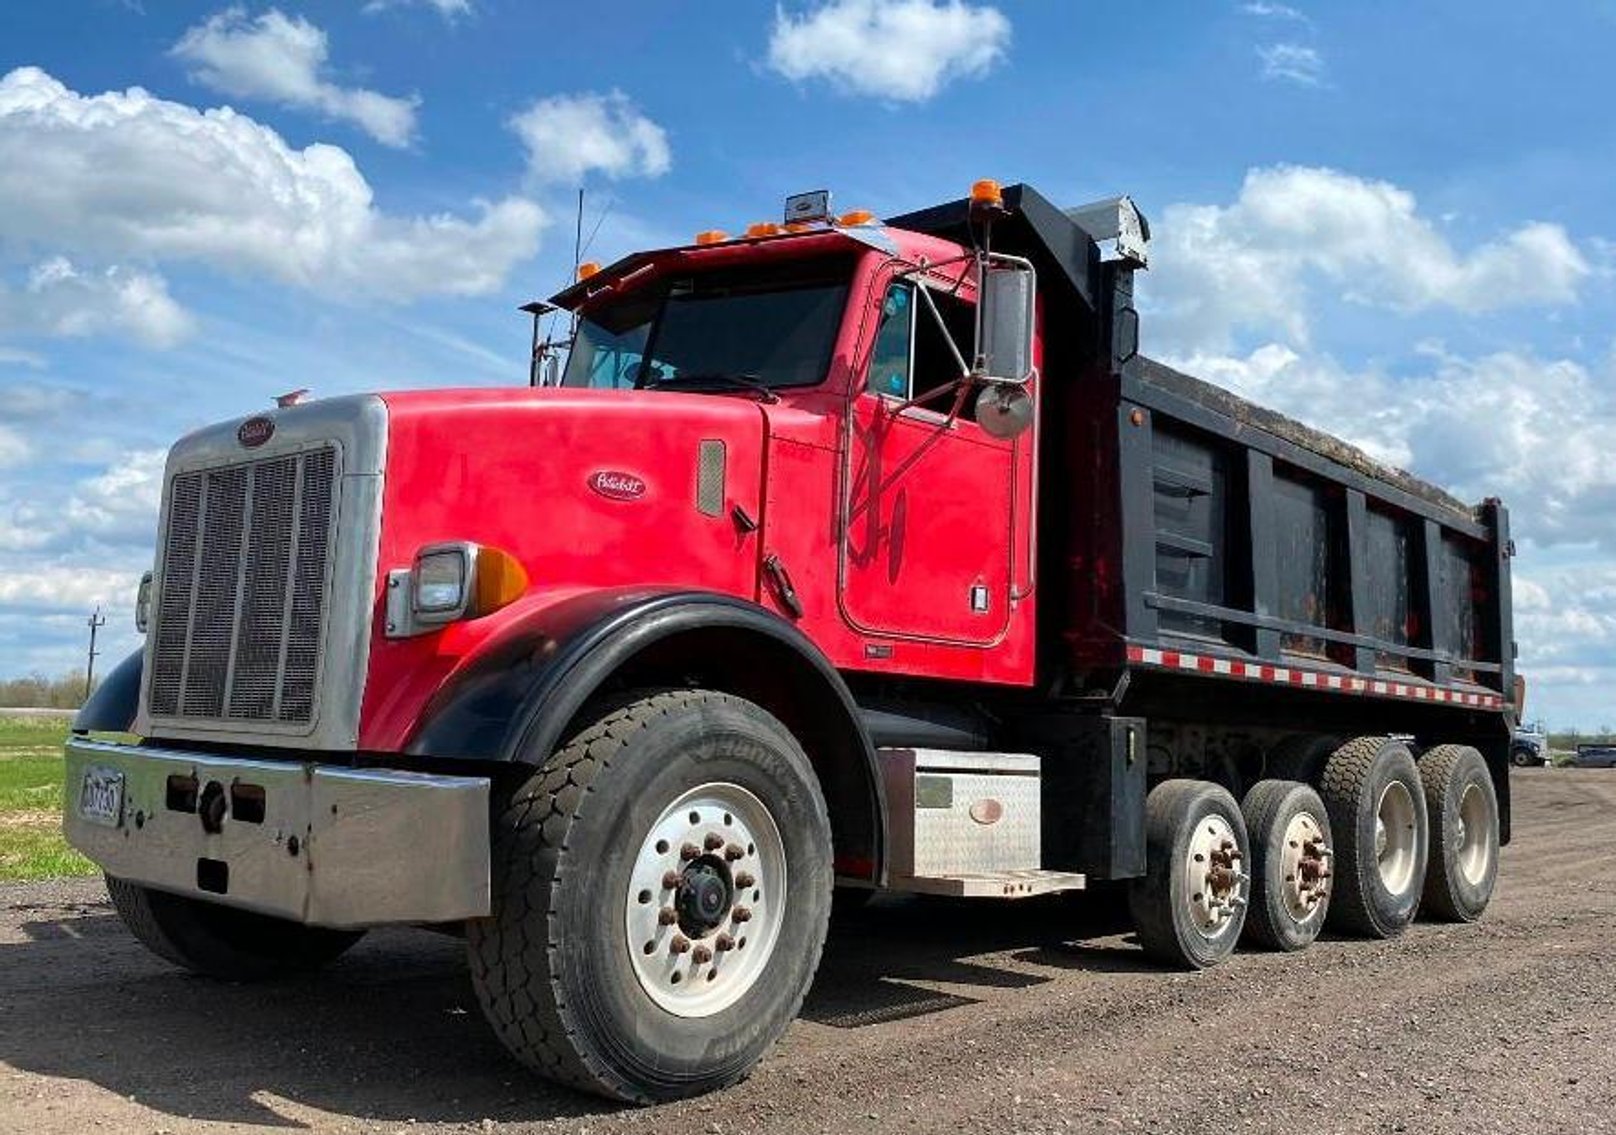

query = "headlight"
[
  {"left": 413, "top": 546, "right": 472, "bottom": 618},
  {"left": 135, "top": 570, "right": 153, "bottom": 633},
  {"left": 391, "top": 542, "right": 529, "bottom": 637}
]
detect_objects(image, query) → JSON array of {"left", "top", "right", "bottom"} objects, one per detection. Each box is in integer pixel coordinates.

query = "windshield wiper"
[{"left": 646, "top": 371, "right": 779, "bottom": 403}]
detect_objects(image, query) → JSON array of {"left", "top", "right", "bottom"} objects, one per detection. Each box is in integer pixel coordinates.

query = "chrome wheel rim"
[
  {"left": 1375, "top": 781, "right": 1418, "bottom": 895},
  {"left": 1183, "top": 814, "right": 1247, "bottom": 938},
  {"left": 1455, "top": 782, "right": 1494, "bottom": 886},
  {"left": 1278, "top": 811, "right": 1332, "bottom": 923},
  {"left": 625, "top": 782, "right": 786, "bottom": 1018}
]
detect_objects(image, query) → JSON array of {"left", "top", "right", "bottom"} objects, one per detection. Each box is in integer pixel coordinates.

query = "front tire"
[
  {"left": 1128, "top": 780, "right": 1251, "bottom": 969},
  {"left": 467, "top": 690, "right": 833, "bottom": 1104},
  {"left": 1418, "top": 745, "right": 1499, "bottom": 922},
  {"left": 1318, "top": 737, "right": 1429, "bottom": 938},
  {"left": 105, "top": 876, "right": 364, "bottom": 980}
]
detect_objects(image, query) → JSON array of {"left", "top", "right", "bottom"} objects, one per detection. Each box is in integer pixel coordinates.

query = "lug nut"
[
  {"left": 662, "top": 870, "right": 681, "bottom": 890},
  {"left": 658, "top": 907, "right": 678, "bottom": 926},
  {"left": 731, "top": 905, "right": 753, "bottom": 923},
  {"left": 725, "top": 842, "right": 745, "bottom": 861},
  {"left": 680, "top": 843, "right": 701, "bottom": 861},
  {"left": 716, "top": 933, "right": 735, "bottom": 952},
  {"left": 692, "top": 945, "right": 713, "bottom": 964},
  {"left": 670, "top": 935, "right": 691, "bottom": 955},
  {"left": 734, "top": 871, "right": 755, "bottom": 889},
  {"left": 704, "top": 832, "right": 725, "bottom": 852}
]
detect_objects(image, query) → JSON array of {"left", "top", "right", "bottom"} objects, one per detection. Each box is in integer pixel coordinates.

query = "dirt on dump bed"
[{"left": 1, "top": 768, "right": 1611, "bottom": 1135}]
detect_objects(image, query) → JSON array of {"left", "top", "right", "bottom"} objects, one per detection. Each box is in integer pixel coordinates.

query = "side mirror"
[
  {"left": 976, "top": 261, "right": 1035, "bottom": 385},
  {"left": 975, "top": 384, "right": 1034, "bottom": 439}
]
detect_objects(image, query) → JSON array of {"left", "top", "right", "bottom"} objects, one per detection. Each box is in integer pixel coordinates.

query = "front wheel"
[
  {"left": 105, "top": 877, "right": 364, "bottom": 980},
  {"left": 467, "top": 690, "right": 833, "bottom": 1104}
]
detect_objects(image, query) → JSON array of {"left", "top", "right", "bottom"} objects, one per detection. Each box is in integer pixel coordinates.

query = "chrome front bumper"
[{"left": 64, "top": 737, "right": 490, "bottom": 929}]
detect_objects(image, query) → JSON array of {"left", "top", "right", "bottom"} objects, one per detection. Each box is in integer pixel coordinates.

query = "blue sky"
[{"left": 2, "top": 0, "right": 1614, "bottom": 728}]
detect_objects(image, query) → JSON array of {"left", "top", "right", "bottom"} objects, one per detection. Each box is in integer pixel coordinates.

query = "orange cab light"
[
  {"left": 783, "top": 221, "right": 812, "bottom": 233},
  {"left": 577, "top": 261, "right": 601, "bottom": 280},
  {"left": 837, "top": 209, "right": 876, "bottom": 226},
  {"left": 970, "top": 178, "right": 1003, "bottom": 207},
  {"left": 694, "top": 229, "right": 729, "bottom": 246},
  {"left": 473, "top": 546, "right": 529, "bottom": 616},
  {"left": 745, "top": 222, "right": 782, "bottom": 238}
]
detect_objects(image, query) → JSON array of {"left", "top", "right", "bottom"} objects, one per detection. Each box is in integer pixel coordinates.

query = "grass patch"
[{"left": 0, "top": 715, "right": 96, "bottom": 881}]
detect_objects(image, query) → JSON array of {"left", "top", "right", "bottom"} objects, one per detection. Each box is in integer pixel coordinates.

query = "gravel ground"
[{"left": 1, "top": 768, "right": 1611, "bottom": 1135}]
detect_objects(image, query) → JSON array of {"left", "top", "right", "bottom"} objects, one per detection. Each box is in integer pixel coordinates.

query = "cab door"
[{"left": 838, "top": 276, "right": 1020, "bottom": 646}]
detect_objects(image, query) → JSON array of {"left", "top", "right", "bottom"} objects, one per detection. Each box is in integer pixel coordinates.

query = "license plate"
[{"left": 78, "top": 767, "right": 125, "bottom": 827}]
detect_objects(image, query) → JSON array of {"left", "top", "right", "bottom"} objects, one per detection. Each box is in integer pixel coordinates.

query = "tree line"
[{"left": 0, "top": 672, "right": 94, "bottom": 709}]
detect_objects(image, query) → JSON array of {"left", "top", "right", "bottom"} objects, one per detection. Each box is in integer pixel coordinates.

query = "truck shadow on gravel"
[{"left": 0, "top": 892, "right": 1147, "bottom": 1128}]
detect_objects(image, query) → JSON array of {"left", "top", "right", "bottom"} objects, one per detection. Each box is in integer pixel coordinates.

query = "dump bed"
[{"left": 1064, "top": 354, "right": 1512, "bottom": 718}]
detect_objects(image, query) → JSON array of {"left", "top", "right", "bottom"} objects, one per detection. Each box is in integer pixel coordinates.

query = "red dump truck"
[{"left": 66, "top": 180, "right": 1515, "bottom": 1103}]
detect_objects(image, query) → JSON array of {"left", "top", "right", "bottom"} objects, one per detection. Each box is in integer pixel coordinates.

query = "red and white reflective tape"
[{"left": 1125, "top": 645, "right": 1506, "bottom": 710}]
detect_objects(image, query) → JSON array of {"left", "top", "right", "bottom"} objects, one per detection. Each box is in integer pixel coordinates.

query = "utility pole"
[{"left": 85, "top": 605, "right": 105, "bottom": 699}]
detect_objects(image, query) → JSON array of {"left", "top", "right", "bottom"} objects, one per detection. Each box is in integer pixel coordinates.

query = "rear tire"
[
  {"left": 105, "top": 876, "right": 364, "bottom": 980},
  {"left": 1417, "top": 744, "right": 1499, "bottom": 922},
  {"left": 1128, "top": 780, "right": 1250, "bottom": 969},
  {"left": 1240, "top": 779, "right": 1333, "bottom": 951},
  {"left": 1318, "top": 737, "right": 1428, "bottom": 938},
  {"left": 466, "top": 689, "right": 833, "bottom": 1104}
]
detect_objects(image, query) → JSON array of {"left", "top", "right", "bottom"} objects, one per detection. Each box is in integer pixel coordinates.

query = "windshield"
[{"left": 561, "top": 259, "right": 851, "bottom": 392}]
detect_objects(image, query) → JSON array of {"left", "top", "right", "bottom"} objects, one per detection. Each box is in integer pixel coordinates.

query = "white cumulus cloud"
[
  {"left": 0, "top": 67, "right": 545, "bottom": 301},
  {"left": 509, "top": 91, "right": 670, "bottom": 185},
  {"left": 767, "top": 0, "right": 1010, "bottom": 102},
  {"left": 1, "top": 258, "right": 193, "bottom": 348},
  {"left": 172, "top": 7, "right": 420, "bottom": 147},
  {"left": 1146, "top": 165, "right": 1590, "bottom": 353}
]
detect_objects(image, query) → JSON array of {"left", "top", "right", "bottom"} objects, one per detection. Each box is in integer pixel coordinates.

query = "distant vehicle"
[
  {"left": 1572, "top": 744, "right": 1616, "bottom": 769},
  {"left": 1512, "top": 723, "right": 1550, "bottom": 767}
]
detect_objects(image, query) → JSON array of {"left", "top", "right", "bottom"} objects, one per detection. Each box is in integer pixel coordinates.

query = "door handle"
[{"left": 763, "top": 554, "right": 804, "bottom": 619}]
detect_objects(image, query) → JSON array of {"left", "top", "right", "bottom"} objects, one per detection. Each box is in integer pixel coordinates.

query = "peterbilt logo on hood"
[
  {"left": 237, "top": 417, "right": 275, "bottom": 448},
  {"left": 589, "top": 471, "right": 646, "bottom": 501}
]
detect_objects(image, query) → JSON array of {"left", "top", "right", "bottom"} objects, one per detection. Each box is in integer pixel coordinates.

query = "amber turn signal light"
[{"left": 473, "top": 545, "right": 529, "bottom": 617}]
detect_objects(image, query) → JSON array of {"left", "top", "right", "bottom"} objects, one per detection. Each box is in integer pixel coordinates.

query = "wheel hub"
[
  {"left": 624, "top": 782, "right": 786, "bottom": 1018},
  {"left": 1278, "top": 811, "right": 1332, "bottom": 922},
  {"left": 1375, "top": 780, "right": 1419, "bottom": 896},
  {"left": 1184, "top": 816, "right": 1248, "bottom": 937},
  {"left": 675, "top": 860, "right": 734, "bottom": 936}
]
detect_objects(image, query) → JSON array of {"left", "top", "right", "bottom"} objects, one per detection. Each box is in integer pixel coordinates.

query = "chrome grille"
[{"left": 149, "top": 448, "right": 337, "bottom": 726}]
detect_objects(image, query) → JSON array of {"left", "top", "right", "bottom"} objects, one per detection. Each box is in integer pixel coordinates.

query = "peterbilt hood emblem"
[
  {"left": 589, "top": 470, "right": 646, "bottom": 501},
  {"left": 237, "top": 416, "right": 275, "bottom": 448}
]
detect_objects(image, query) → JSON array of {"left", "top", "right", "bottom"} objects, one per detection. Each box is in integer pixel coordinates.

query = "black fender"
[
  {"left": 407, "top": 588, "right": 886, "bottom": 882},
  {"left": 73, "top": 650, "right": 143, "bottom": 733}
]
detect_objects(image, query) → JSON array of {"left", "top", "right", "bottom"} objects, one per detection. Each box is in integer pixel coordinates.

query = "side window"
[
  {"left": 912, "top": 288, "right": 975, "bottom": 414},
  {"left": 868, "top": 283, "right": 912, "bottom": 398},
  {"left": 866, "top": 280, "right": 976, "bottom": 418}
]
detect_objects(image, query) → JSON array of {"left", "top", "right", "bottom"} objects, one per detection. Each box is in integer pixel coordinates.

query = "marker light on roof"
[
  {"left": 970, "top": 179, "right": 1003, "bottom": 208},
  {"left": 577, "top": 261, "right": 601, "bottom": 279},
  {"left": 694, "top": 230, "right": 728, "bottom": 246},
  {"left": 745, "top": 222, "right": 782, "bottom": 238},
  {"left": 837, "top": 209, "right": 876, "bottom": 226}
]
